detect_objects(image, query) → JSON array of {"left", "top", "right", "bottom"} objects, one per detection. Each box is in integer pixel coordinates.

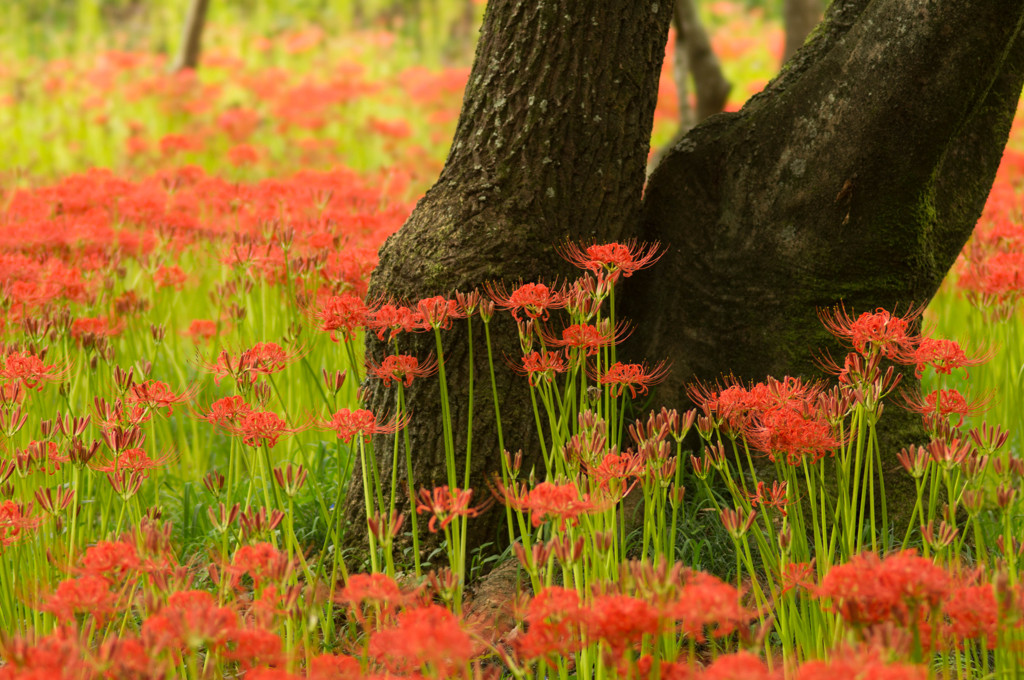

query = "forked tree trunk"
[
  {"left": 783, "top": 0, "right": 821, "bottom": 63},
  {"left": 349, "top": 0, "right": 1024, "bottom": 559},
  {"left": 344, "top": 1, "right": 672, "bottom": 555},
  {"left": 625, "top": 0, "right": 1024, "bottom": 518},
  {"left": 170, "top": 0, "right": 210, "bottom": 72},
  {"left": 652, "top": 0, "right": 732, "bottom": 169}
]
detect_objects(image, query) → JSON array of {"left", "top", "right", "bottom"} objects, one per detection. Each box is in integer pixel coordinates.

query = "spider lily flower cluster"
[
  {"left": 1, "top": 15, "right": 1023, "bottom": 673},
  {"left": 3, "top": 212, "right": 1024, "bottom": 678}
]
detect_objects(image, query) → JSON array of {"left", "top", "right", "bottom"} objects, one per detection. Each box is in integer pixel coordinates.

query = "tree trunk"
[
  {"left": 625, "top": 0, "right": 1024, "bottom": 524},
  {"left": 344, "top": 1, "right": 672, "bottom": 557},
  {"left": 681, "top": 0, "right": 731, "bottom": 123},
  {"left": 652, "top": 0, "right": 731, "bottom": 168},
  {"left": 170, "top": 0, "right": 210, "bottom": 72},
  {"left": 783, "top": 0, "right": 821, "bottom": 63},
  {"left": 350, "top": 0, "right": 1024, "bottom": 564}
]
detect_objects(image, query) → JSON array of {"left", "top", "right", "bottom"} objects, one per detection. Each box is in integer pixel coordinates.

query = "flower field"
[{"left": 1, "top": 2, "right": 1024, "bottom": 678}]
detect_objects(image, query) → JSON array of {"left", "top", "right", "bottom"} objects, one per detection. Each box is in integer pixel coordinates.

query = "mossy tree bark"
[
  {"left": 347, "top": 0, "right": 1024, "bottom": 560},
  {"left": 626, "top": 0, "right": 1024, "bottom": 525},
  {"left": 343, "top": 1, "right": 672, "bottom": 556}
]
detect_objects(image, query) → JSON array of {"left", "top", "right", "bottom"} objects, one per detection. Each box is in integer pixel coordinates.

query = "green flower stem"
[
  {"left": 397, "top": 384, "right": 421, "bottom": 578},
  {"left": 432, "top": 327, "right": 458, "bottom": 491}
]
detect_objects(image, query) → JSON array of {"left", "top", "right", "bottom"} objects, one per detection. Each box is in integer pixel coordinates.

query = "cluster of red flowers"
[
  {"left": 497, "top": 480, "right": 612, "bottom": 529},
  {"left": 691, "top": 376, "right": 841, "bottom": 465},
  {"left": 956, "top": 154, "right": 1024, "bottom": 318},
  {"left": 515, "top": 569, "right": 756, "bottom": 666},
  {"left": 815, "top": 551, "right": 1004, "bottom": 651}
]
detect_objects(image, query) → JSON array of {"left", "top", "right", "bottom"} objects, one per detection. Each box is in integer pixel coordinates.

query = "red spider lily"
[
  {"left": 794, "top": 647, "right": 929, "bottom": 680},
  {"left": 958, "top": 247, "right": 1024, "bottom": 314},
  {"left": 309, "top": 653, "right": 362, "bottom": 679},
  {"left": 222, "top": 627, "right": 283, "bottom": 667},
  {"left": 272, "top": 463, "right": 308, "bottom": 497},
  {"left": 251, "top": 583, "right": 304, "bottom": 627},
  {"left": 0, "top": 500, "right": 39, "bottom": 547},
  {"left": 669, "top": 572, "right": 757, "bottom": 642},
  {"left": 93, "top": 637, "right": 152, "bottom": 679},
  {"left": 817, "top": 350, "right": 902, "bottom": 397},
  {"left": 496, "top": 480, "right": 610, "bottom": 529},
  {"left": 78, "top": 540, "right": 140, "bottom": 580},
  {"left": 701, "top": 652, "right": 774, "bottom": 680},
  {"left": 903, "top": 337, "right": 989, "bottom": 378},
  {"left": 17, "top": 440, "right": 67, "bottom": 475},
  {"left": 228, "top": 542, "right": 295, "bottom": 589},
  {"left": 0, "top": 628, "right": 84, "bottom": 675},
  {"left": 943, "top": 581, "right": 998, "bottom": 647},
  {"left": 0, "top": 351, "right": 68, "bottom": 389},
  {"left": 634, "top": 656, "right": 693, "bottom": 680},
  {"left": 0, "top": 381, "right": 26, "bottom": 407},
  {"left": 515, "top": 586, "right": 587, "bottom": 663},
  {"left": 902, "top": 388, "right": 989, "bottom": 429},
  {"left": 747, "top": 480, "right": 790, "bottom": 516},
  {"left": 94, "top": 397, "right": 151, "bottom": 434},
  {"left": 320, "top": 408, "right": 406, "bottom": 443},
  {"left": 719, "top": 507, "right": 757, "bottom": 539},
  {"left": 367, "top": 353, "right": 438, "bottom": 387},
  {"left": 316, "top": 292, "right": 369, "bottom": 342},
  {"left": 368, "top": 604, "right": 478, "bottom": 675},
  {"left": 367, "top": 510, "right": 406, "bottom": 544},
  {"left": 485, "top": 281, "right": 566, "bottom": 321},
  {"left": 587, "top": 450, "right": 645, "bottom": 492},
  {"left": 818, "top": 304, "right": 922, "bottom": 360},
  {"left": 44, "top": 574, "right": 122, "bottom": 624},
  {"left": 153, "top": 265, "right": 187, "bottom": 290},
  {"left": 197, "top": 395, "right": 253, "bottom": 425},
  {"left": 746, "top": 405, "right": 841, "bottom": 465},
  {"left": 923, "top": 437, "right": 973, "bottom": 468},
  {"left": 688, "top": 379, "right": 765, "bottom": 434},
  {"left": 542, "top": 320, "right": 631, "bottom": 356},
  {"left": 335, "top": 573, "right": 415, "bottom": 610},
  {"left": 34, "top": 484, "right": 75, "bottom": 516},
  {"left": 815, "top": 550, "right": 951, "bottom": 630},
  {"left": 583, "top": 593, "right": 664, "bottom": 654},
  {"left": 90, "top": 447, "right": 173, "bottom": 473},
  {"left": 690, "top": 376, "right": 825, "bottom": 437},
  {"left": 107, "top": 469, "right": 148, "bottom": 500},
  {"left": 142, "top": 590, "right": 237, "bottom": 652},
  {"left": 517, "top": 350, "right": 568, "bottom": 386},
  {"left": 199, "top": 342, "right": 304, "bottom": 385},
  {"left": 225, "top": 410, "right": 306, "bottom": 448},
  {"left": 70, "top": 315, "right": 125, "bottom": 341},
  {"left": 366, "top": 302, "right": 428, "bottom": 341},
  {"left": 564, "top": 275, "right": 610, "bottom": 318},
  {"left": 780, "top": 561, "right": 817, "bottom": 597},
  {"left": 184, "top": 319, "right": 219, "bottom": 342},
  {"left": 559, "top": 240, "right": 664, "bottom": 283},
  {"left": 454, "top": 289, "right": 483, "bottom": 317},
  {"left": 113, "top": 289, "right": 150, "bottom": 317},
  {"left": 416, "top": 486, "right": 492, "bottom": 533},
  {"left": 126, "top": 379, "right": 197, "bottom": 416},
  {"left": 416, "top": 294, "right": 465, "bottom": 330},
  {"left": 238, "top": 341, "right": 303, "bottom": 376},
  {"left": 594, "top": 360, "right": 670, "bottom": 398}
]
